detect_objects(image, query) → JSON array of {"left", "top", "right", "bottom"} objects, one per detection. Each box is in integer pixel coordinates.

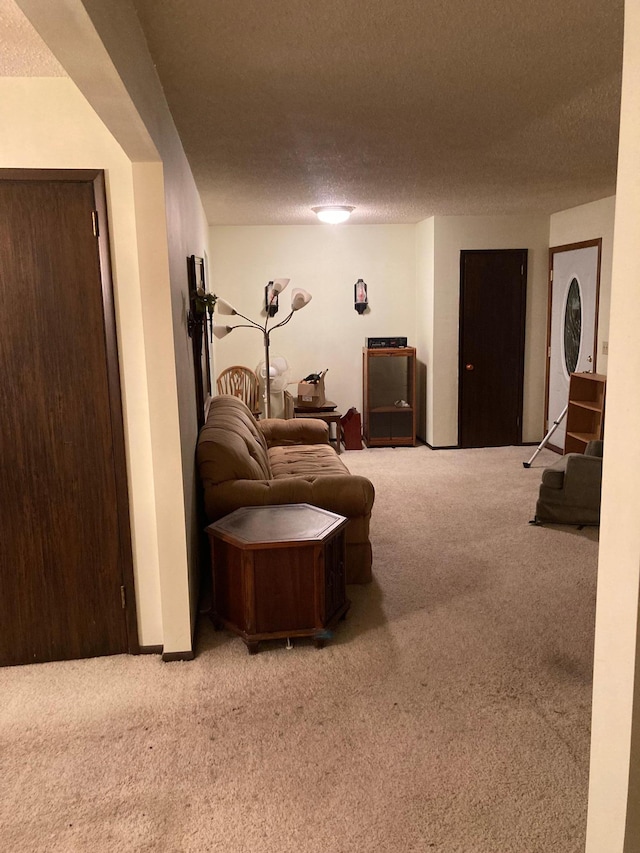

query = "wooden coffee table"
[{"left": 206, "top": 503, "right": 349, "bottom": 653}]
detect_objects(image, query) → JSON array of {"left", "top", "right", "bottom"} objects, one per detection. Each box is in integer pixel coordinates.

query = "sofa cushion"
[
  {"left": 197, "top": 395, "right": 271, "bottom": 483},
  {"left": 268, "top": 444, "right": 350, "bottom": 478},
  {"left": 260, "top": 417, "right": 329, "bottom": 447}
]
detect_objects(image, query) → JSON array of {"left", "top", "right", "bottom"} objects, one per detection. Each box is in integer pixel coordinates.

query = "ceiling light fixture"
[{"left": 312, "top": 205, "right": 354, "bottom": 224}]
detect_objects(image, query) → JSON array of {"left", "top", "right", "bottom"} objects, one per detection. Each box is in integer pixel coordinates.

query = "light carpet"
[{"left": 0, "top": 445, "right": 598, "bottom": 853}]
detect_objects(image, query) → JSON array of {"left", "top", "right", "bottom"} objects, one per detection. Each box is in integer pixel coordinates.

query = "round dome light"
[{"left": 312, "top": 205, "right": 354, "bottom": 224}]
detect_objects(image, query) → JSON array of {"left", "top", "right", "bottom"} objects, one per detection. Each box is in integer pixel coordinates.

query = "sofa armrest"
[
  {"left": 585, "top": 439, "right": 604, "bottom": 458},
  {"left": 561, "top": 453, "right": 603, "bottom": 504},
  {"left": 259, "top": 418, "right": 329, "bottom": 447},
  {"left": 203, "top": 474, "right": 375, "bottom": 522}
]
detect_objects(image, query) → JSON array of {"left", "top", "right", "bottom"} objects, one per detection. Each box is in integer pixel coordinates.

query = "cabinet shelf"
[
  {"left": 566, "top": 431, "right": 600, "bottom": 444},
  {"left": 564, "top": 373, "right": 606, "bottom": 454},
  {"left": 569, "top": 400, "right": 602, "bottom": 413},
  {"left": 363, "top": 347, "right": 416, "bottom": 447},
  {"left": 370, "top": 405, "right": 414, "bottom": 414}
]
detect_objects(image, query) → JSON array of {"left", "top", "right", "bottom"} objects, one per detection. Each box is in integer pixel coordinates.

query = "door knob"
[{"left": 465, "top": 363, "right": 474, "bottom": 371}]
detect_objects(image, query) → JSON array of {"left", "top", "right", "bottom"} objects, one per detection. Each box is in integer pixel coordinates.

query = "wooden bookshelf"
[{"left": 564, "top": 372, "right": 606, "bottom": 454}]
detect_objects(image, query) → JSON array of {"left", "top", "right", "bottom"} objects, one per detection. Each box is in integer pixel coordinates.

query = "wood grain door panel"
[
  {"left": 459, "top": 250, "right": 527, "bottom": 448},
  {"left": 0, "top": 175, "right": 134, "bottom": 665}
]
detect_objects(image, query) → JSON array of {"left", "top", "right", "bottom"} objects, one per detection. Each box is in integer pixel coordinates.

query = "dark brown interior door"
[
  {"left": 459, "top": 249, "right": 527, "bottom": 448},
  {"left": 0, "top": 172, "right": 137, "bottom": 666}
]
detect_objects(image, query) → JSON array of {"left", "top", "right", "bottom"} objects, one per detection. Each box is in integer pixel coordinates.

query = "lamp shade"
[
  {"left": 291, "top": 288, "right": 312, "bottom": 311},
  {"left": 271, "top": 278, "right": 290, "bottom": 294},
  {"left": 216, "top": 298, "right": 237, "bottom": 316},
  {"left": 213, "top": 324, "right": 233, "bottom": 339}
]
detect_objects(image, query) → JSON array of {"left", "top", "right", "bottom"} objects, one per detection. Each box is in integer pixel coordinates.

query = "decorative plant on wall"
[
  {"left": 186, "top": 254, "right": 215, "bottom": 429},
  {"left": 194, "top": 288, "right": 217, "bottom": 341}
]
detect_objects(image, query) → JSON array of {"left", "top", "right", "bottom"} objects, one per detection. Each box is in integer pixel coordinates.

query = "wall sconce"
[
  {"left": 354, "top": 278, "right": 368, "bottom": 314},
  {"left": 265, "top": 281, "right": 279, "bottom": 317}
]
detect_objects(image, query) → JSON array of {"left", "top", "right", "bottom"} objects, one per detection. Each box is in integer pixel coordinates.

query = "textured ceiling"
[
  {"left": 1, "top": 1, "right": 624, "bottom": 225},
  {"left": 132, "top": 0, "right": 624, "bottom": 225},
  {"left": 0, "top": 0, "right": 65, "bottom": 76}
]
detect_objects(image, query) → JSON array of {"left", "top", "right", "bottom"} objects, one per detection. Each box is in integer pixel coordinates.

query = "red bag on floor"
[{"left": 341, "top": 408, "right": 362, "bottom": 450}]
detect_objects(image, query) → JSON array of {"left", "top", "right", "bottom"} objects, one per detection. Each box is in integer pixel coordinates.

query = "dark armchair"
[{"left": 534, "top": 440, "right": 603, "bottom": 525}]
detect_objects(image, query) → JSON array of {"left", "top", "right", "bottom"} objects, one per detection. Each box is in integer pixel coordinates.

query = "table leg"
[{"left": 332, "top": 417, "right": 341, "bottom": 454}]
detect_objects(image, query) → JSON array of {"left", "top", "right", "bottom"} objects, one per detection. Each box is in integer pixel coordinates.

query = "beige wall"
[
  {"left": 415, "top": 218, "right": 435, "bottom": 441},
  {"left": 212, "top": 216, "right": 551, "bottom": 449},
  {"left": 428, "top": 214, "right": 550, "bottom": 447},
  {"left": 16, "top": 0, "right": 213, "bottom": 653},
  {"left": 549, "top": 196, "right": 616, "bottom": 376},
  {"left": 585, "top": 1, "right": 640, "bottom": 848},
  {"left": 0, "top": 77, "right": 163, "bottom": 645},
  {"left": 70, "top": 0, "right": 213, "bottom": 643},
  {"left": 209, "top": 225, "right": 417, "bottom": 416}
]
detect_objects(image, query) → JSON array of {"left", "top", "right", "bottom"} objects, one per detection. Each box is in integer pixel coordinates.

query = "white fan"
[{"left": 255, "top": 355, "right": 291, "bottom": 416}]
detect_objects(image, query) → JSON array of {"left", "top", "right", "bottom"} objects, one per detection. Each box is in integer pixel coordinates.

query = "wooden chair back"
[{"left": 216, "top": 366, "right": 261, "bottom": 416}]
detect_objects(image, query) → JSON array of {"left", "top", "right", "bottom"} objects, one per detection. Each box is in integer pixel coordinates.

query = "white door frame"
[{"left": 545, "top": 239, "right": 602, "bottom": 452}]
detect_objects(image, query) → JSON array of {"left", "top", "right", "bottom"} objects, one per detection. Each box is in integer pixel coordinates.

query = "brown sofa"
[{"left": 196, "top": 395, "right": 375, "bottom": 583}]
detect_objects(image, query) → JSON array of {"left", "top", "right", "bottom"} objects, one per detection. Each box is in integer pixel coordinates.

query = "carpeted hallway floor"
[{"left": 0, "top": 445, "right": 598, "bottom": 853}]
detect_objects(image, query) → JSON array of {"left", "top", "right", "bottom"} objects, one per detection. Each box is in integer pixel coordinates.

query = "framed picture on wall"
[{"left": 187, "top": 254, "right": 212, "bottom": 429}]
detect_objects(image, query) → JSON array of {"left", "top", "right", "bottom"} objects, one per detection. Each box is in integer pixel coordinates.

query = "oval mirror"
[{"left": 564, "top": 277, "right": 582, "bottom": 375}]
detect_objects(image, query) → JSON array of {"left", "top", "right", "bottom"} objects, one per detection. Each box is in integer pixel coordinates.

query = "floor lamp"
[{"left": 212, "top": 279, "right": 312, "bottom": 418}]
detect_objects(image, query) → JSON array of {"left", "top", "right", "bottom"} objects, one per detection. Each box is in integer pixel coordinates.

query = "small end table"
[{"left": 206, "top": 504, "right": 349, "bottom": 654}]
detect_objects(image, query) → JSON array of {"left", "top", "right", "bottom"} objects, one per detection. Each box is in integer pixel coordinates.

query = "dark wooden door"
[
  {"left": 458, "top": 249, "right": 527, "bottom": 448},
  {"left": 0, "top": 172, "right": 137, "bottom": 666}
]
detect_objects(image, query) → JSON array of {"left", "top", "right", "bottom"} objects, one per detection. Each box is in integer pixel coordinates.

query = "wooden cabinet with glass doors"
[{"left": 362, "top": 347, "right": 416, "bottom": 446}]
